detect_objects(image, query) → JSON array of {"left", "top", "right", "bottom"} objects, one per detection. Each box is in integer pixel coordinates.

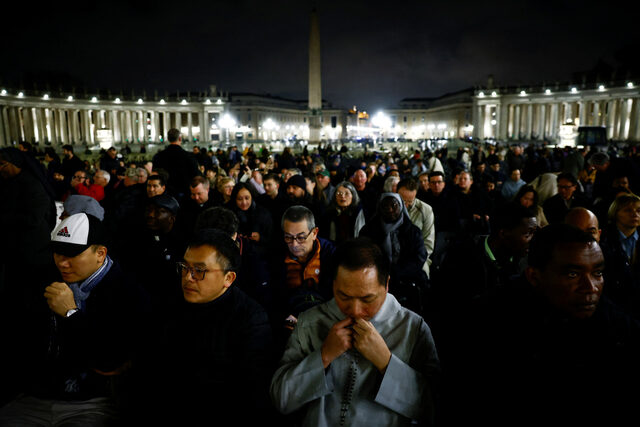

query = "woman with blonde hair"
[
  {"left": 212, "top": 176, "right": 235, "bottom": 205},
  {"left": 599, "top": 192, "right": 640, "bottom": 317}
]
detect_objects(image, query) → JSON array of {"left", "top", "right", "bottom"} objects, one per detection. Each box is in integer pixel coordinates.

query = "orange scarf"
[{"left": 284, "top": 239, "right": 322, "bottom": 289}]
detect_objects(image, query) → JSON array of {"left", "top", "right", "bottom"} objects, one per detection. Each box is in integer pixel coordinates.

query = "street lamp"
[
  {"left": 371, "top": 111, "right": 391, "bottom": 143},
  {"left": 263, "top": 118, "right": 276, "bottom": 141},
  {"left": 219, "top": 113, "right": 236, "bottom": 146}
]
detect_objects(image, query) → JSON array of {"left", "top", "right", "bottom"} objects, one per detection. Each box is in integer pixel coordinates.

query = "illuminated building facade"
[{"left": 473, "top": 79, "right": 640, "bottom": 143}]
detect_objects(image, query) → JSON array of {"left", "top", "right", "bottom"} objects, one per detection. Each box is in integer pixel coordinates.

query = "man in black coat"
[
  {"left": 441, "top": 224, "right": 640, "bottom": 426},
  {"left": 60, "top": 144, "right": 86, "bottom": 187},
  {"left": 151, "top": 128, "right": 202, "bottom": 204},
  {"left": 543, "top": 172, "right": 591, "bottom": 224},
  {"left": 134, "top": 229, "right": 278, "bottom": 425}
]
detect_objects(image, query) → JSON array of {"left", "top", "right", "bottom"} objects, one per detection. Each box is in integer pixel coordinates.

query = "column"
[
  {"left": 162, "top": 111, "right": 169, "bottom": 141},
  {"left": 176, "top": 112, "right": 182, "bottom": 131},
  {"left": 496, "top": 102, "right": 506, "bottom": 140},
  {"left": 152, "top": 110, "right": 159, "bottom": 142},
  {"left": 482, "top": 105, "right": 490, "bottom": 139},
  {"left": 619, "top": 98, "right": 630, "bottom": 140},
  {"left": 524, "top": 104, "right": 533, "bottom": 140},
  {"left": 33, "top": 108, "right": 47, "bottom": 142},
  {"left": 58, "top": 109, "right": 67, "bottom": 143},
  {"left": 472, "top": 103, "right": 479, "bottom": 139},
  {"left": 198, "top": 111, "right": 206, "bottom": 143},
  {"left": 126, "top": 110, "right": 133, "bottom": 142},
  {"left": 81, "top": 110, "right": 90, "bottom": 143},
  {"left": 579, "top": 101, "right": 587, "bottom": 127},
  {"left": 22, "top": 108, "right": 34, "bottom": 142},
  {"left": 31, "top": 108, "right": 41, "bottom": 142},
  {"left": 550, "top": 103, "right": 559, "bottom": 140},
  {"left": 110, "top": 110, "right": 119, "bottom": 143},
  {"left": 47, "top": 109, "right": 56, "bottom": 143},
  {"left": 538, "top": 104, "right": 546, "bottom": 139},
  {"left": 74, "top": 110, "right": 82, "bottom": 144},
  {"left": 606, "top": 100, "right": 617, "bottom": 139},
  {"left": 0, "top": 107, "right": 7, "bottom": 146},
  {"left": 187, "top": 112, "right": 193, "bottom": 143},
  {"left": 513, "top": 105, "right": 521, "bottom": 140},
  {"left": 629, "top": 99, "right": 640, "bottom": 141},
  {"left": 128, "top": 110, "right": 135, "bottom": 142},
  {"left": 2, "top": 107, "right": 11, "bottom": 145},
  {"left": 592, "top": 101, "right": 600, "bottom": 126},
  {"left": 68, "top": 110, "right": 75, "bottom": 143},
  {"left": 37, "top": 108, "right": 47, "bottom": 142},
  {"left": 139, "top": 111, "right": 146, "bottom": 142}
]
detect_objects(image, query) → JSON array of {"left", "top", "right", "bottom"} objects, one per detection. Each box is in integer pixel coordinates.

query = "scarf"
[
  {"left": 378, "top": 193, "right": 406, "bottom": 263},
  {"left": 284, "top": 239, "right": 322, "bottom": 289},
  {"left": 68, "top": 255, "right": 113, "bottom": 311}
]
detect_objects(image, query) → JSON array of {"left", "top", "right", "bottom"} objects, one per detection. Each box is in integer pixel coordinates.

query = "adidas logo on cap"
[
  {"left": 56, "top": 226, "right": 71, "bottom": 238},
  {"left": 51, "top": 213, "right": 105, "bottom": 257}
]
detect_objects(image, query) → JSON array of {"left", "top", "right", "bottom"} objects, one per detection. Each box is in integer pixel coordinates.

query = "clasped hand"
[{"left": 321, "top": 317, "right": 391, "bottom": 372}]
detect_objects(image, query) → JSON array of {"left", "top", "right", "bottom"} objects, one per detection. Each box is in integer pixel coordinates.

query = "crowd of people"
[{"left": 2, "top": 129, "right": 640, "bottom": 426}]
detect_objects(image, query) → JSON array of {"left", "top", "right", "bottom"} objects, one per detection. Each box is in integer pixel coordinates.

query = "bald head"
[{"left": 564, "top": 207, "right": 601, "bottom": 242}]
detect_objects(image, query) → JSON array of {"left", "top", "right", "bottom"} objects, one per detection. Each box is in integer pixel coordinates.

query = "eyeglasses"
[
  {"left": 335, "top": 191, "right": 351, "bottom": 197},
  {"left": 429, "top": 180, "right": 444, "bottom": 185},
  {"left": 558, "top": 185, "right": 575, "bottom": 190},
  {"left": 72, "top": 175, "right": 86, "bottom": 180},
  {"left": 176, "top": 262, "right": 225, "bottom": 281},
  {"left": 283, "top": 229, "right": 315, "bottom": 244}
]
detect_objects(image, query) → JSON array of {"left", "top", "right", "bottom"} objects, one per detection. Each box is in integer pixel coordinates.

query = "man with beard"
[{"left": 60, "top": 144, "right": 86, "bottom": 188}]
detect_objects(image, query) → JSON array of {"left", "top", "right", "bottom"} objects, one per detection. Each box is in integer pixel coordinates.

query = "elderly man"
[
  {"left": 269, "top": 205, "right": 336, "bottom": 347},
  {"left": 92, "top": 169, "right": 110, "bottom": 191},
  {"left": 0, "top": 213, "right": 148, "bottom": 425},
  {"left": 397, "top": 178, "right": 435, "bottom": 279},
  {"left": 65, "top": 169, "right": 106, "bottom": 202},
  {"left": 180, "top": 175, "right": 217, "bottom": 235},
  {"left": 270, "top": 237, "right": 440, "bottom": 426},
  {"left": 351, "top": 168, "right": 377, "bottom": 220}
]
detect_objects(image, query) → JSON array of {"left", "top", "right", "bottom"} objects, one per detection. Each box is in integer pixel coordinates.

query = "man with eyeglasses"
[
  {"left": 64, "top": 169, "right": 106, "bottom": 202},
  {"left": 543, "top": 172, "right": 591, "bottom": 225},
  {"left": 422, "top": 171, "right": 463, "bottom": 270},
  {"left": 134, "top": 228, "right": 277, "bottom": 425},
  {"left": 270, "top": 205, "right": 336, "bottom": 350}
]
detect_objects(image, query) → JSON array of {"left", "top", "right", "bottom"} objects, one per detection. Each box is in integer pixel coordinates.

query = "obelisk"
[{"left": 308, "top": 8, "right": 322, "bottom": 144}]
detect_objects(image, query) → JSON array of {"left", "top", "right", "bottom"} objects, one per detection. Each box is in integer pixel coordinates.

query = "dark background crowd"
[{"left": 2, "top": 130, "right": 640, "bottom": 425}]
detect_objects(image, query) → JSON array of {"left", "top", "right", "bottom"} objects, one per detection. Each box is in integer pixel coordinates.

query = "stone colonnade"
[
  {"left": 473, "top": 85, "right": 640, "bottom": 142},
  {"left": 0, "top": 96, "right": 224, "bottom": 147}
]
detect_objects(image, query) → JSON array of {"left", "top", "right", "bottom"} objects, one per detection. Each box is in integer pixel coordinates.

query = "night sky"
[{"left": 3, "top": 0, "right": 639, "bottom": 112}]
